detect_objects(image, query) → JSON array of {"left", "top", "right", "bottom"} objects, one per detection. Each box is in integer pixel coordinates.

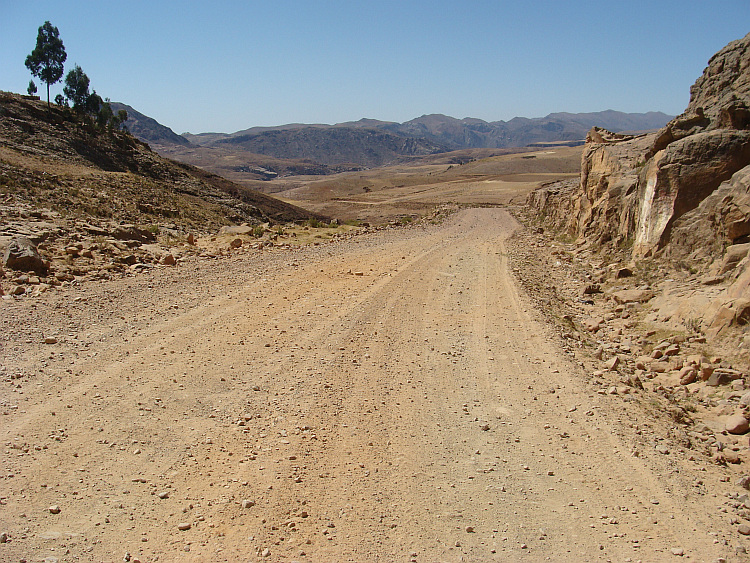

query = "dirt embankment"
[{"left": 0, "top": 208, "right": 741, "bottom": 562}]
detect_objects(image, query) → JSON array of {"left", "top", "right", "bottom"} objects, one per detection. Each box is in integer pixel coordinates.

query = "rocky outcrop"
[
  {"left": 636, "top": 129, "right": 750, "bottom": 257},
  {"left": 3, "top": 236, "right": 48, "bottom": 275},
  {"left": 531, "top": 32, "right": 750, "bottom": 257},
  {"left": 527, "top": 32, "right": 750, "bottom": 338}
]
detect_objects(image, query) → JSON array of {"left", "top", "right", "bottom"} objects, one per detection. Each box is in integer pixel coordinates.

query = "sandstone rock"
[
  {"left": 611, "top": 289, "right": 654, "bottom": 304},
  {"left": 707, "top": 371, "right": 735, "bottom": 387},
  {"left": 187, "top": 233, "right": 195, "bottom": 245},
  {"left": 583, "top": 317, "right": 604, "bottom": 332},
  {"left": 48, "top": 505, "right": 61, "bottom": 514},
  {"left": 636, "top": 129, "right": 750, "bottom": 258},
  {"left": 679, "top": 367, "right": 697, "bottom": 385},
  {"left": 727, "top": 414, "right": 750, "bottom": 434},
  {"left": 615, "top": 267, "right": 633, "bottom": 278},
  {"left": 627, "top": 374, "right": 644, "bottom": 389},
  {"left": 724, "top": 450, "right": 742, "bottom": 464},
  {"left": 650, "top": 361, "right": 671, "bottom": 373},
  {"left": 685, "top": 354, "right": 704, "bottom": 366},
  {"left": 635, "top": 355, "right": 652, "bottom": 370},
  {"left": 527, "top": 32, "right": 750, "bottom": 269},
  {"left": 230, "top": 238, "right": 243, "bottom": 249},
  {"left": 4, "top": 236, "right": 47, "bottom": 275},
  {"left": 220, "top": 225, "right": 254, "bottom": 236},
  {"left": 720, "top": 243, "right": 750, "bottom": 274},
  {"left": 177, "top": 522, "right": 191, "bottom": 530},
  {"left": 162, "top": 254, "right": 176, "bottom": 266},
  {"left": 709, "top": 298, "right": 750, "bottom": 335}
]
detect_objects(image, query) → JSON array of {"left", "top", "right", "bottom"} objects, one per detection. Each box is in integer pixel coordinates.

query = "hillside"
[
  {"left": 109, "top": 102, "right": 191, "bottom": 146},
  {"left": 0, "top": 91, "right": 326, "bottom": 281},
  {"left": 0, "top": 92, "right": 323, "bottom": 225},
  {"left": 210, "top": 126, "right": 449, "bottom": 167}
]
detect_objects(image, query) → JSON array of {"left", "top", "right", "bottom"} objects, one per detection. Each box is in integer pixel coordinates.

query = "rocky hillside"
[
  {"left": 381, "top": 111, "right": 672, "bottom": 150},
  {"left": 109, "top": 102, "right": 191, "bottom": 146},
  {"left": 0, "top": 92, "right": 323, "bottom": 224},
  {"left": 0, "top": 91, "right": 326, "bottom": 288},
  {"left": 527, "top": 32, "right": 750, "bottom": 341},
  {"left": 210, "top": 126, "right": 449, "bottom": 167}
]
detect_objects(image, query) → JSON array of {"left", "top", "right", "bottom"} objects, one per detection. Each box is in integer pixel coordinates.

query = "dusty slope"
[{"left": 0, "top": 209, "right": 738, "bottom": 562}]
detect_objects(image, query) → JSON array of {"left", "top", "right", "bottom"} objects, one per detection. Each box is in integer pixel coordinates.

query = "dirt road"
[{"left": 0, "top": 209, "right": 733, "bottom": 562}]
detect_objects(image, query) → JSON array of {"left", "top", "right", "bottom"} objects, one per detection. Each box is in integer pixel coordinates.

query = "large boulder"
[{"left": 3, "top": 236, "right": 48, "bottom": 275}]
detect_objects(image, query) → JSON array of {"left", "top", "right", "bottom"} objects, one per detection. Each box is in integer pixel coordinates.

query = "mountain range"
[{"left": 113, "top": 105, "right": 673, "bottom": 171}]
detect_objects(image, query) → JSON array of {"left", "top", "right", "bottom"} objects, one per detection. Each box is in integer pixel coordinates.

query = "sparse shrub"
[
  {"left": 27, "top": 80, "right": 37, "bottom": 96},
  {"left": 252, "top": 225, "right": 264, "bottom": 238}
]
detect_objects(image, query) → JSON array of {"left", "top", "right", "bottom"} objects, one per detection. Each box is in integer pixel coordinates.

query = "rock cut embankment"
[{"left": 528, "top": 32, "right": 750, "bottom": 338}]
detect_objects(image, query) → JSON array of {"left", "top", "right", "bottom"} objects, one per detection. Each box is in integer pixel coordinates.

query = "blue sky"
[{"left": 2, "top": 1, "right": 748, "bottom": 134}]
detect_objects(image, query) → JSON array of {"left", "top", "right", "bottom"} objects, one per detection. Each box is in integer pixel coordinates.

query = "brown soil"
[{"left": 1, "top": 208, "right": 739, "bottom": 562}]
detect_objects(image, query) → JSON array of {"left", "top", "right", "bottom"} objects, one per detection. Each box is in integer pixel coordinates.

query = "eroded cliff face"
[
  {"left": 533, "top": 32, "right": 750, "bottom": 257},
  {"left": 636, "top": 128, "right": 750, "bottom": 257},
  {"left": 528, "top": 32, "right": 750, "bottom": 337}
]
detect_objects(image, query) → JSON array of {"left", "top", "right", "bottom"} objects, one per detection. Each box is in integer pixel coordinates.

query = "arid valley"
[{"left": 3, "top": 29, "right": 750, "bottom": 563}]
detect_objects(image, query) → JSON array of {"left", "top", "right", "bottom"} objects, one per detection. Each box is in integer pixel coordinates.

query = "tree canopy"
[
  {"left": 63, "top": 65, "right": 91, "bottom": 110},
  {"left": 25, "top": 21, "right": 67, "bottom": 107}
]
